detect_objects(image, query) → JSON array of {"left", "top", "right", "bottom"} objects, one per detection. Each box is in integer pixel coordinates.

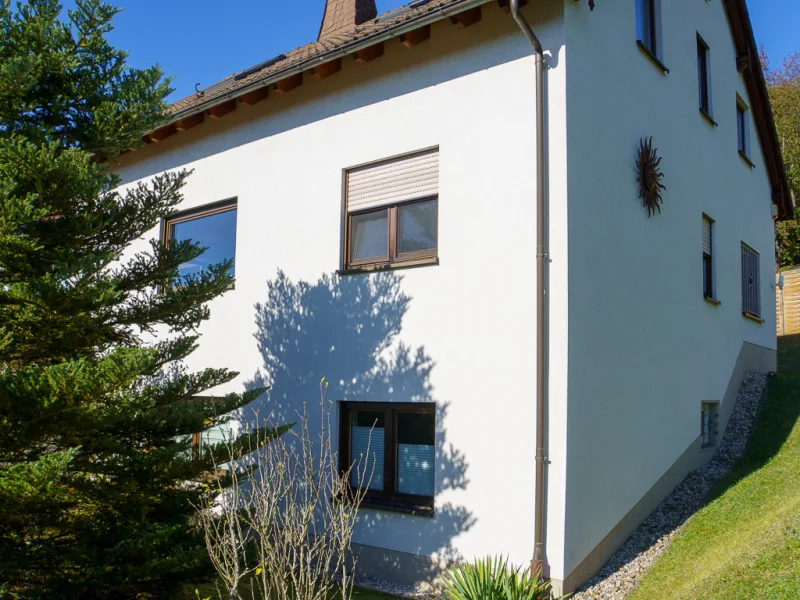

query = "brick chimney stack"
[{"left": 318, "top": 0, "right": 378, "bottom": 41}]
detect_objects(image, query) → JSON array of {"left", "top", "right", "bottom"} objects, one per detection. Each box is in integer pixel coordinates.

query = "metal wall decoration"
[{"left": 636, "top": 137, "right": 666, "bottom": 217}]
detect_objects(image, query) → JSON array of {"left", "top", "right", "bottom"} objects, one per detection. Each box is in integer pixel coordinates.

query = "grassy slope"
[{"left": 629, "top": 336, "right": 800, "bottom": 600}]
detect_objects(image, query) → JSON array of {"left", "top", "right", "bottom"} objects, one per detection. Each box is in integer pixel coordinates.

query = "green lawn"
[{"left": 629, "top": 335, "right": 800, "bottom": 600}]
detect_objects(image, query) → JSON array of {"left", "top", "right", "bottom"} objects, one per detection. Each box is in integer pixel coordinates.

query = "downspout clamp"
[{"left": 509, "top": 0, "right": 548, "bottom": 575}]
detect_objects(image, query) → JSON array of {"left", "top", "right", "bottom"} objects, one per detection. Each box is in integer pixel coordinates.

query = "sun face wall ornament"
[{"left": 636, "top": 137, "right": 666, "bottom": 217}]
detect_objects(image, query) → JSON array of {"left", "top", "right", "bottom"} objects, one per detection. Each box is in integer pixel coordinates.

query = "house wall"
[
  {"left": 114, "top": 1, "right": 568, "bottom": 583},
  {"left": 559, "top": 0, "right": 777, "bottom": 590}
]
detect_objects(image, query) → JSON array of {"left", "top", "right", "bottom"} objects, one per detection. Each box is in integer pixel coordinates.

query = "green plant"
[
  {"left": 0, "top": 1, "right": 286, "bottom": 597},
  {"left": 442, "top": 556, "right": 567, "bottom": 600}
]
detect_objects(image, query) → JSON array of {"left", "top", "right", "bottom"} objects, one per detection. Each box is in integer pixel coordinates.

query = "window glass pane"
[
  {"left": 398, "top": 199, "right": 438, "bottom": 255},
  {"left": 697, "top": 41, "right": 709, "bottom": 112},
  {"left": 350, "top": 411, "right": 384, "bottom": 491},
  {"left": 396, "top": 412, "right": 435, "bottom": 497},
  {"left": 170, "top": 208, "right": 237, "bottom": 279},
  {"left": 737, "top": 108, "right": 746, "bottom": 153},
  {"left": 350, "top": 210, "right": 388, "bottom": 262},
  {"left": 640, "top": 0, "right": 656, "bottom": 51}
]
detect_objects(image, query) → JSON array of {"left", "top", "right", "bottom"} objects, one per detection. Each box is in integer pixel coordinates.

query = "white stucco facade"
[
  {"left": 114, "top": 0, "right": 780, "bottom": 591},
  {"left": 560, "top": 0, "right": 778, "bottom": 585}
]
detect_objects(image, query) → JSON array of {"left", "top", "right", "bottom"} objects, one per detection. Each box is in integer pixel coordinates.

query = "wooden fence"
[{"left": 777, "top": 267, "right": 800, "bottom": 335}]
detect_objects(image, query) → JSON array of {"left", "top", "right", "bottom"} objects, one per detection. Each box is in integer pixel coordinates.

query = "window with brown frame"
[
  {"left": 697, "top": 35, "right": 712, "bottom": 118},
  {"left": 162, "top": 198, "right": 238, "bottom": 282},
  {"left": 702, "top": 215, "right": 715, "bottom": 300},
  {"left": 741, "top": 242, "right": 761, "bottom": 319},
  {"left": 343, "top": 149, "right": 439, "bottom": 271},
  {"left": 737, "top": 96, "right": 751, "bottom": 160},
  {"left": 339, "top": 402, "right": 435, "bottom": 516},
  {"left": 636, "top": 0, "right": 663, "bottom": 66}
]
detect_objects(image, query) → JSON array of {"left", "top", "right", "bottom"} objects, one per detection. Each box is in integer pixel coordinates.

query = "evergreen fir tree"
[{"left": 0, "top": 1, "right": 280, "bottom": 597}]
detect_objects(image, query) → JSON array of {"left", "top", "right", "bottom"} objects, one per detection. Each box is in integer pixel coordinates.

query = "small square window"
[
  {"left": 341, "top": 402, "right": 435, "bottom": 515},
  {"left": 741, "top": 243, "right": 761, "bottom": 319},
  {"left": 697, "top": 35, "right": 711, "bottom": 117},
  {"left": 163, "top": 199, "right": 237, "bottom": 282},
  {"left": 737, "top": 97, "right": 750, "bottom": 159},
  {"left": 701, "top": 402, "right": 719, "bottom": 448}
]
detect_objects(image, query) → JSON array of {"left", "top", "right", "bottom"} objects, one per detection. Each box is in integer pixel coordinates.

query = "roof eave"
[{"left": 168, "top": 0, "right": 494, "bottom": 123}]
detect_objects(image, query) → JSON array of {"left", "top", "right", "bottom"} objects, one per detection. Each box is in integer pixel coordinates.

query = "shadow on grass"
[{"left": 703, "top": 334, "right": 800, "bottom": 505}]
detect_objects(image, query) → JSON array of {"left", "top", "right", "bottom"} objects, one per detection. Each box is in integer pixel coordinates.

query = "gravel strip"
[
  {"left": 353, "top": 575, "right": 438, "bottom": 599},
  {"left": 571, "top": 371, "right": 769, "bottom": 600}
]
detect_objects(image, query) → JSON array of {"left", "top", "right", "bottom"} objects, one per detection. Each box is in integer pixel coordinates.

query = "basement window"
[
  {"left": 340, "top": 402, "right": 435, "bottom": 516},
  {"left": 343, "top": 149, "right": 439, "bottom": 272},
  {"left": 163, "top": 199, "right": 238, "bottom": 282},
  {"left": 701, "top": 402, "right": 719, "bottom": 448}
]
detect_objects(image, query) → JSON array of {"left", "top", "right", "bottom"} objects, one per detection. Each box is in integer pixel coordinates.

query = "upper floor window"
[
  {"left": 343, "top": 149, "right": 439, "bottom": 271},
  {"left": 163, "top": 199, "right": 238, "bottom": 280},
  {"left": 697, "top": 35, "right": 712, "bottom": 118},
  {"left": 741, "top": 243, "right": 761, "bottom": 319},
  {"left": 636, "top": 0, "right": 664, "bottom": 68},
  {"left": 737, "top": 96, "right": 751, "bottom": 161},
  {"left": 702, "top": 215, "right": 716, "bottom": 301}
]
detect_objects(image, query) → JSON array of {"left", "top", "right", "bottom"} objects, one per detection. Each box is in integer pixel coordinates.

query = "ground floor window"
[{"left": 339, "top": 402, "right": 435, "bottom": 515}]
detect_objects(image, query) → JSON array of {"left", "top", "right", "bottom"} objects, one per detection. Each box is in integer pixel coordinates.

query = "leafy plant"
[{"left": 442, "top": 556, "right": 568, "bottom": 600}]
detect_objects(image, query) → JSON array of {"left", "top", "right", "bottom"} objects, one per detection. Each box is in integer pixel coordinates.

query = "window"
[
  {"left": 339, "top": 402, "right": 435, "bottom": 515},
  {"left": 697, "top": 35, "right": 711, "bottom": 117},
  {"left": 163, "top": 199, "right": 237, "bottom": 280},
  {"left": 737, "top": 97, "right": 750, "bottom": 159},
  {"left": 741, "top": 243, "right": 761, "bottom": 319},
  {"left": 701, "top": 402, "right": 719, "bottom": 448},
  {"left": 344, "top": 149, "right": 439, "bottom": 271},
  {"left": 636, "top": 0, "right": 663, "bottom": 66},
  {"left": 702, "top": 215, "right": 715, "bottom": 300}
]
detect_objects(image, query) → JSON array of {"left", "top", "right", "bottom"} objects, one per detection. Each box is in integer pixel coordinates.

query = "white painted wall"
[
  {"left": 561, "top": 0, "right": 777, "bottom": 580},
  {"left": 115, "top": 2, "right": 568, "bottom": 573}
]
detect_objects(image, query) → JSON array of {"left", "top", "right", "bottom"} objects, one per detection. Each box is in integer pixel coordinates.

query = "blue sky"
[{"left": 76, "top": 0, "right": 798, "bottom": 101}]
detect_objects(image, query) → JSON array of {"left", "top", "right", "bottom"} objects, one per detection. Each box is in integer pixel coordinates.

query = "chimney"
[{"left": 318, "top": 0, "right": 378, "bottom": 41}]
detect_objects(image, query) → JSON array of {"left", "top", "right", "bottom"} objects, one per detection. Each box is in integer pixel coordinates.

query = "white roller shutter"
[
  {"left": 347, "top": 149, "right": 439, "bottom": 213},
  {"left": 702, "top": 216, "right": 712, "bottom": 255}
]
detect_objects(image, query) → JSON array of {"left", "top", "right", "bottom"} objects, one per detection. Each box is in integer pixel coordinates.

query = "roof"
[
  {"left": 168, "top": 0, "right": 491, "bottom": 118},
  {"left": 140, "top": 0, "right": 792, "bottom": 219}
]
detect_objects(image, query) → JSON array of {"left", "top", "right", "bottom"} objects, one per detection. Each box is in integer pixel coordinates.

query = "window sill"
[
  {"left": 739, "top": 151, "right": 756, "bottom": 168},
  {"left": 700, "top": 443, "right": 717, "bottom": 453},
  {"left": 700, "top": 109, "right": 718, "bottom": 128},
  {"left": 637, "top": 41, "right": 669, "bottom": 73},
  {"left": 359, "top": 497, "right": 434, "bottom": 518},
  {"left": 338, "top": 256, "right": 439, "bottom": 276},
  {"left": 704, "top": 296, "right": 721, "bottom": 306},
  {"left": 742, "top": 310, "right": 764, "bottom": 324}
]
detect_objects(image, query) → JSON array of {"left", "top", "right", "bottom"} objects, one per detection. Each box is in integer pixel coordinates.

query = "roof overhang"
[{"left": 121, "top": 0, "right": 794, "bottom": 220}]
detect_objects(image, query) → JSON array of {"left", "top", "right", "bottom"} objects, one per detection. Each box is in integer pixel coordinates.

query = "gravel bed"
[
  {"left": 354, "top": 575, "right": 438, "bottom": 599},
  {"left": 571, "top": 371, "right": 769, "bottom": 600}
]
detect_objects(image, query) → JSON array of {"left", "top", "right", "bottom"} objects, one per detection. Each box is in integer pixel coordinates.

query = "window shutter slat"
[
  {"left": 702, "top": 217, "right": 712, "bottom": 255},
  {"left": 347, "top": 149, "right": 439, "bottom": 213}
]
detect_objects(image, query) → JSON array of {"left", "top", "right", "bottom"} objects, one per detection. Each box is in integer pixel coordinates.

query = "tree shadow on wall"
[{"left": 244, "top": 270, "right": 474, "bottom": 583}]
